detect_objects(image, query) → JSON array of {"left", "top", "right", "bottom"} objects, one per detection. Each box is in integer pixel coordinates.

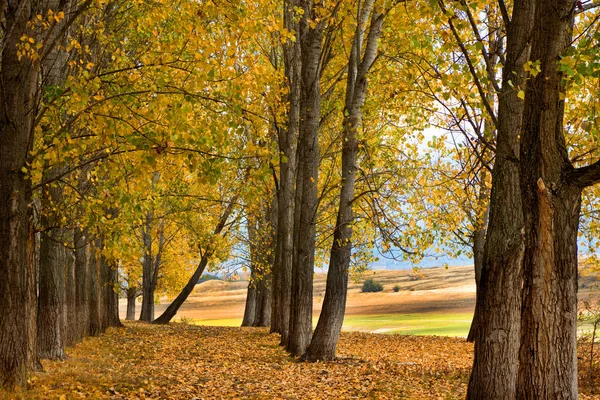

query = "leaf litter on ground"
[{"left": 2, "top": 322, "right": 599, "bottom": 399}]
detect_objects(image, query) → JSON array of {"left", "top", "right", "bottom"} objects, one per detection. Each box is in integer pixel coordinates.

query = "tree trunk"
[
  {"left": 140, "top": 212, "right": 155, "bottom": 322},
  {"left": 88, "top": 243, "right": 102, "bottom": 336},
  {"left": 271, "top": 0, "right": 300, "bottom": 339},
  {"left": 516, "top": 1, "right": 583, "bottom": 397},
  {"left": 37, "top": 207, "right": 67, "bottom": 361},
  {"left": 64, "top": 246, "right": 77, "bottom": 347},
  {"left": 303, "top": 3, "right": 382, "bottom": 361},
  {"left": 286, "top": 3, "right": 323, "bottom": 356},
  {"left": 242, "top": 282, "right": 258, "bottom": 327},
  {"left": 243, "top": 217, "right": 259, "bottom": 327},
  {"left": 153, "top": 199, "right": 237, "bottom": 324},
  {"left": 100, "top": 255, "right": 123, "bottom": 330},
  {"left": 466, "top": 199, "right": 488, "bottom": 343},
  {"left": 0, "top": 0, "right": 38, "bottom": 389},
  {"left": 126, "top": 287, "right": 137, "bottom": 321},
  {"left": 466, "top": 0, "right": 533, "bottom": 397},
  {"left": 74, "top": 228, "right": 91, "bottom": 342},
  {"left": 255, "top": 275, "right": 272, "bottom": 327},
  {"left": 26, "top": 215, "right": 42, "bottom": 372}
]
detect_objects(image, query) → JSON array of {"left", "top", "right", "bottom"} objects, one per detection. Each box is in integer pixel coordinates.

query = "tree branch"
[{"left": 570, "top": 159, "right": 600, "bottom": 188}]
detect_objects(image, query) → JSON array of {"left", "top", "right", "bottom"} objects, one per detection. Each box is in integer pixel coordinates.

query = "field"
[{"left": 124, "top": 266, "right": 478, "bottom": 337}]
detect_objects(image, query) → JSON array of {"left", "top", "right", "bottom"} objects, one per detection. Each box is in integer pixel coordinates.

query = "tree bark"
[
  {"left": 88, "top": 242, "right": 102, "bottom": 336},
  {"left": 140, "top": 212, "right": 155, "bottom": 322},
  {"left": 153, "top": 199, "right": 237, "bottom": 324},
  {"left": 126, "top": 287, "right": 137, "bottom": 321},
  {"left": 0, "top": 0, "right": 38, "bottom": 389},
  {"left": 466, "top": 0, "right": 534, "bottom": 397},
  {"left": 516, "top": 1, "right": 581, "bottom": 397},
  {"left": 74, "top": 228, "right": 91, "bottom": 341},
  {"left": 100, "top": 254, "right": 123, "bottom": 330},
  {"left": 303, "top": 2, "right": 382, "bottom": 362},
  {"left": 286, "top": 0, "right": 323, "bottom": 356},
  {"left": 26, "top": 215, "right": 42, "bottom": 372},
  {"left": 242, "top": 219, "right": 259, "bottom": 327},
  {"left": 37, "top": 202, "right": 67, "bottom": 361},
  {"left": 466, "top": 180, "right": 489, "bottom": 343},
  {"left": 271, "top": 0, "right": 300, "bottom": 340}
]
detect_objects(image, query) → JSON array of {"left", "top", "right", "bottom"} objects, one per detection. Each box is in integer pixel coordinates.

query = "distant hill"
[{"left": 197, "top": 273, "right": 223, "bottom": 284}]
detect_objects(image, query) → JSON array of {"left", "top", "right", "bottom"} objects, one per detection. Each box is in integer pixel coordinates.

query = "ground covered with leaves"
[{"left": 3, "top": 322, "right": 600, "bottom": 399}]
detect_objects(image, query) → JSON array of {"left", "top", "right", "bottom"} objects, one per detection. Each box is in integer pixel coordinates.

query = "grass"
[
  {"left": 188, "top": 312, "right": 474, "bottom": 337},
  {"left": 342, "top": 313, "right": 473, "bottom": 336}
]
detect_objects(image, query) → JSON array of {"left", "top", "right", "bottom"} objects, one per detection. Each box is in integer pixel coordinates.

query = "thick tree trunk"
[
  {"left": 242, "top": 268, "right": 258, "bottom": 327},
  {"left": 126, "top": 287, "right": 137, "bottom": 321},
  {"left": 303, "top": 3, "right": 382, "bottom": 362},
  {"left": 272, "top": 0, "right": 300, "bottom": 339},
  {"left": 100, "top": 255, "right": 123, "bottom": 330},
  {"left": 37, "top": 212, "right": 67, "bottom": 360},
  {"left": 255, "top": 275, "right": 272, "bottom": 327},
  {"left": 154, "top": 199, "right": 237, "bottom": 324},
  {"left": 286, "top": 4, "right": 322, "bottom": 356},
  {"left": 516, "top": 2, "right": 580, "bottom": 397},
  {"left": 0, "top": 0, "right": 38, "bottom": 389},
  {"left": 242, "top": 283, "right": 258, "bottom": 327},
  {"left": 466, "top": 0, "right": 534, "bottom": 397}
]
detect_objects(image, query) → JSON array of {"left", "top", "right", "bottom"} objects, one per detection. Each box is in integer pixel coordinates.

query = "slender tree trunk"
[
  {"left": 74, "top": 228, "right": 90, "bottom": 342},
  {"left": 516, "top": 2, "right": 583, "bottom": 397},
  {"left": 466, "top": 183, "right": 489, "bottom": 343},
  {"left": 26, "top": 216, "right": 42, "bottom": 372},
  {"left": 89, "top": 241, "right": 102, "bottom": 336},
  {"left": 153, "top": 199, "right": 237, "bottom": 324},
  {"left": 242, "top": 221, "right": 258, "bottom": 327},
  {"left": 466, "top": 1, "right": 534, "bottom": 398},
  {"left": 140, "top": 212, "right": 155, "bottom": 322},
  {"left": 287, "top": 2, "right": 323, "bottom": 356},
  {"left": 272, "top": 0, "right": 300, "bottom": 339},
  {"left": 303, "top": 3, "right": 382, "bottom": 361},
  {"left": 64, "top": 247, "right": 77, "bottom": 347}
]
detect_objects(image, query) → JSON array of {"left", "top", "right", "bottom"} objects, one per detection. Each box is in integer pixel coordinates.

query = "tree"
[
  {"left": 302, "top": 0, "right": 384, "bottom": 362},
  {"left": 516, "top": 1, "right": 600, "bottom": 397}
]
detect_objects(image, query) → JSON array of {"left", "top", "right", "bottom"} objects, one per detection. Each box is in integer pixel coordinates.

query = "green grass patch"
[
  {"left": 342, "top": 313, "right": 473, "bottom": 337},
  {"left": 187, "top": 313, "right": 474, "bottom": 337}
]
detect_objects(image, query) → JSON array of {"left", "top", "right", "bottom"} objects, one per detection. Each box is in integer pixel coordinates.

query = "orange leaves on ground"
[{"left": 5, "top": 322, "right": 599, "bottom": 399}]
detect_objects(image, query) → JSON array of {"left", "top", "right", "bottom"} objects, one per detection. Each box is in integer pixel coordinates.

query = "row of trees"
[{"left": 1, "top": 0, "right": 600, "bottom": 399}]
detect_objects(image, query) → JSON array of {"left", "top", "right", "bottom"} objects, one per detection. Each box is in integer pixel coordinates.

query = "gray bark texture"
[
  {"left": 271, "top": 0, "right": 300, "bottom": 340},
  {"left": 286, "top": 0, "right": 323, "bottom": 356},
  {"left": 466, "top": 0, "right": 533, "bottom": 398},
  {"left": 303, "top": 1, "right": 383, "bottom": 362}
]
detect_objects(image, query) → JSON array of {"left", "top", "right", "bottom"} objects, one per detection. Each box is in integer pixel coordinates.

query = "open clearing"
[{"left": 123, "top": 266, "right": 478, "bottom": 337}]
